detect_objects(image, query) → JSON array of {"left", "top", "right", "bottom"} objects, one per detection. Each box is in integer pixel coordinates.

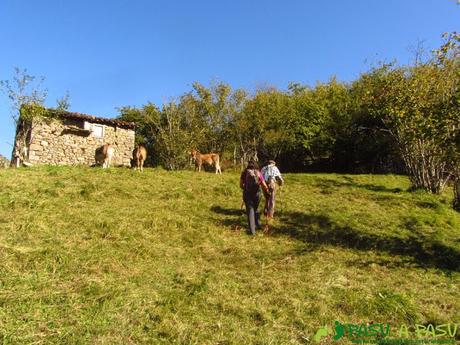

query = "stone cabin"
[{"left": 13, "top": 109, "right": 135, "bottom": 167}]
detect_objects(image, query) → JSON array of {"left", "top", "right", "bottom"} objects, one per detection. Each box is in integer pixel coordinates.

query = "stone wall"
[{"left": 27, "top": 118, "right": 135, "bottom": 166}]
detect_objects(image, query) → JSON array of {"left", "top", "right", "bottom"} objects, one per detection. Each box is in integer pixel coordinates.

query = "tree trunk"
[
  {"left": 11, "top": 119, "right": 31, "bottom": 167},
  {"left": 454, "top": 177, "right": 460, "bottom": 212},
  {"left": 403, "top": 149, "right": 447, "bottom": 194}
]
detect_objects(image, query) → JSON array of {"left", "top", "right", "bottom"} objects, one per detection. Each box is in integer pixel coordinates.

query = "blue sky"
[{"left": 0, "top": 0, "right": 458, "bottom": 158}]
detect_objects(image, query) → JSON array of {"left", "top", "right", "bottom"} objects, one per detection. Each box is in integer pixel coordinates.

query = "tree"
[
  {"left": 359, "top": 34, "right": 460, "bottom": 207},
  {"left": 156, "top": 101, "right": 196, "bottom": 170},
  {"left": 1, "top": 68, "right": 73, "bottom": 167},
  {"left": 435, "top": 32, "right": 460, "bottom": 210},
  {"left": 350, "top": 71, "right": 404, "bottom": 173},
  {"left": 119, "top": 101, "right": 195, "bottom": 170},
  {"left": 188, "top": 81, "right": 235, "bottom": 153},
  {"left": 233, "top": 87, "right": 298, "bottom": 168},
  {"left": 1, "top": 68, "right": 51, "bottom": 166},
  {"left": 56, "top": 91, "right": 71, "bottom": 111},
  {"left": 118, "top": 105, "right": 156, "bottom": 166},
  {"left": 1, "top": 67, "right": 48, "bottom": 123}
]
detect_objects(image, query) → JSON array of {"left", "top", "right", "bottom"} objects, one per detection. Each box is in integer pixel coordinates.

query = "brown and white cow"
[
  {"left": 95, "top": 144, "right": 115, "bottom": 169},
  {"left": 190, "top": 149, "right": 222, "bottom": 174},
  {"left": 132, "top": 144, "right": 148, "bottom": 171}
]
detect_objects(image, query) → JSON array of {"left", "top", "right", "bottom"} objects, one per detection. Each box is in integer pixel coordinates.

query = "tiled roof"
[{"left": 55, "top": 110, "right": 135, "bottom": 129}]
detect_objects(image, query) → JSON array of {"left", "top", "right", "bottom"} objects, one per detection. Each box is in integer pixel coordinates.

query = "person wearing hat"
[
  {"left": 240, "top": 160, "right": 269, "bottom": 235},
  {"left": 261, "top": 160, "right": 284, "bottom": 225}
]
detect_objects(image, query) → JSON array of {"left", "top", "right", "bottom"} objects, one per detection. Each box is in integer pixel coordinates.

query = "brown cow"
[
  {"left": 190, "top": 149, "right": 222, "bottom": 174},
  {"left": 132, "top": 144, "right": 148, "bottom": 171},
  {"left": 95, "top": 144, "right": 115, "bottom": 168}
]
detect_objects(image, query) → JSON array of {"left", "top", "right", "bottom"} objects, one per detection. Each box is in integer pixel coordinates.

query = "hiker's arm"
[
  {"left": 239, "top": 172, "right": 245, "bottom": 189},
  {"left": 275, "top": 167, "right": 284, "bottom": 185},
  {"left": 261, "top": 180, "right": 270, "bottom": 195},
  {"left": 278, "top": 175, "right": 284, "bottom": 186},
  {"left": 258, "top": 172, "right": 270, "bottom": 194}
]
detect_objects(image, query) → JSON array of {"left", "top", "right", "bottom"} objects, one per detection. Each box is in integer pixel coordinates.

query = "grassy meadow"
[{"left": 0, "top": 167, "right": 459, "bottom": 344}]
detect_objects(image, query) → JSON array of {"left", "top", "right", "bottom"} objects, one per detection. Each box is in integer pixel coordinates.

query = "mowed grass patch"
[{"left": 0, "top": 167, "right": 459, "bottom": 344}]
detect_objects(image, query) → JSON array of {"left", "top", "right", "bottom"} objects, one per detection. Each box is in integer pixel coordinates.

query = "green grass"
[{"left": 0, "top": 167, "right": 459, "bottom": 344}]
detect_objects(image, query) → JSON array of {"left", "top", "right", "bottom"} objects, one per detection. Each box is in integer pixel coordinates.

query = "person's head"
[
  {"left": 247, "top": 160, "right": 258, "bottom": 170},
  {"left": 266, "top": 159, "right": 276, "bottom": 166}
]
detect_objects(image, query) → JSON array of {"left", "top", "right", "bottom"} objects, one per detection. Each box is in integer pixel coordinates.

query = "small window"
[{"left": 92, "top": 124, "right": 104, "bottom": 138}]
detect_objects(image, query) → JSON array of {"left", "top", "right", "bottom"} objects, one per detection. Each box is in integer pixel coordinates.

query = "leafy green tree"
[
  {"left": 0, "top": 68, "right": 57, "bottom": 166},
  {"left": 349, "top": 73, "right": 403, "bottom": 173},
  {"left": 118, "top": 104, "right": 160, "bottom": 167},
  {"left": 187, "top": 81, "right": 235, "bottom": 154},
  {"left": 234, "top": 87, "right": 298, "bottom": 168},
  {"left": 119, "top": 101, "right": 196, "bottom": 170},
  {"left": 307, "top": 79, "right": 352, "bottom": 165},
  {"left": 435, "top": 32, "right": 460, "bottom": 209},
  {"left": 359, "top": 36, "right": 459, "bottom": 201},
  {"left": 237, "top": 88, "right": 278, "bottom": 163},
  {"left": 155, "top": 101, "right": 195, "bottom": 170},
  {"left": 285, "top": 79, "right": 354, "bottom": 171},
  {"left": 113, "top": 33, "right": 458, "bottom": 190}
]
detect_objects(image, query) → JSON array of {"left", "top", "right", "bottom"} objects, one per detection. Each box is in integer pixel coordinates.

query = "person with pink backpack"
[{"left": 239, "top": 160, "right": 269, "bottom": 235}]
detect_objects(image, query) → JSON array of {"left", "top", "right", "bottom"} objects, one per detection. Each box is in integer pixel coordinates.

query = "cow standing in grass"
[
  {"left": 95, "top": 144, "right": 115, "bottom": 168},
  {"left": 133, "top": 145, "right": 147, "bottom": 172},
  {"left": 190, "top": 149, "right": 222, "bottom": 174}
]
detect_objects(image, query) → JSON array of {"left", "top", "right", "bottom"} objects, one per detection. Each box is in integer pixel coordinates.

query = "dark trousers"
[{"left": 243, "top": 191, "right": 261, "bottom": 235}]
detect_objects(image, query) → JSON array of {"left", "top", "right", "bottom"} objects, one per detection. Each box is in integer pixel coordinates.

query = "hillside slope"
[{"left": 0, "top": 167, "right": 459, "bottom": 344}]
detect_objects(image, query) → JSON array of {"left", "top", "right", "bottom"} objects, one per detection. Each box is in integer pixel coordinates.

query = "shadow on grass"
[
  {"left": 315, "top": 176, "right": 404, "bottom": 194},
  {"left": 210, "top": 205, "right": 246, "bottom": 228},
  {"left": 210, "top": 206, "right": 460, "bottom": 272},
  {"left": 211, "top": 205, "right": 243, "bottom": 217},
  {"left": 273, "top": 211, "right": 460, "bottom": 272}
]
